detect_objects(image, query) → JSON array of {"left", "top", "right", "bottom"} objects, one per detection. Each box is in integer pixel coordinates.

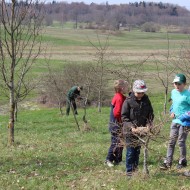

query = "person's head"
[
  {"left": 78, "top": 86, "right": 83, "bottom": 91},
  {"left": 172, "top": 74, "right": 186, "bottom": 92},
  {"left": 114, "top": 80, "right": 128, "bottom": 94},
  {"left": 133, "top": 80, "right": 148, "bottom": 100}
]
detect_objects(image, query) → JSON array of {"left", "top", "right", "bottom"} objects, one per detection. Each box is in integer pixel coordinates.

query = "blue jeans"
[
  {"left": 106, "top": 125, "right": 123, "bottom": 164},
  {"left": 126, "top": 146, "right": 141, "bottom": 173}
]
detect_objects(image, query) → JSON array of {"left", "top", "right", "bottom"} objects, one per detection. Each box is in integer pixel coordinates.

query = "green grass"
[
  {"left": 1, "top": 94, "right": 190, "bottom": 189},
  {"left": 1, "top": 26, "right": 190, "bottom": 189},
  {"left": 42, "top": 28, "right": 190, "bottom": 50}
]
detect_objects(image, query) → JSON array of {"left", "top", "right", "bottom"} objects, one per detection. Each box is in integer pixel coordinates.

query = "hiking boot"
[
  {"left": 160, "top": 162, "right": 171, "bottom": 170},
  {"left": 176, "top": 160, "right": 187, "bottom": 169},
  {"left": 104, "top": 160, "right": 114, "bottom": 167}
]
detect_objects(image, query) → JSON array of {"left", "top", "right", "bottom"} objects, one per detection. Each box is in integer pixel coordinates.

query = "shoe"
[
  {"left": 126, "top": 172, "right": 132, "bottom": 178},
  {"left": 160, "top": 162, "right": 171, "bottom": 170},
  {"left": 134, "top": 167, "right": 139, "bottom": 172},
  {"left": 104, "top": 160, "right": 114, "bottom": 167},
  {"left": 184, "top": 170, "right": 190, "bottom": 177},
  {"left": 176, "top": 160, "right": 187, "bottom": 169},
  {"left": 115, "top": 161, "right": 125, "bottom": 166}
]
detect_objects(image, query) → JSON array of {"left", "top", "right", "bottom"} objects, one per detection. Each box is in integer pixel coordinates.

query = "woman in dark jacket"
[{"left": 121, "top": 80, "right": 154, "bottom": 176}]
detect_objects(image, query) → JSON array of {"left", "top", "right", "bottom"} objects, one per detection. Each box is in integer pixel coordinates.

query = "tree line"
[{"left": 44, "top": 1, "right": 190, "bottom": 30}]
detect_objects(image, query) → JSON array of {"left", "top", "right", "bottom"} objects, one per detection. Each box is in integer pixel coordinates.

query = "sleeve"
[
  {"left": 187, "top": 94, "right": 190, "bottom": 105},
  {"left": 147, "top": 98, "right": 154, "bottom": 122},
  {"left": 169, "top": 104, "right": 173, "bottom": 113},
  {"left": 77, "top": 90, "right": 80, "bottom": 97},
  {"left": 74, "top": 87, "right": 80, "bottom": 98},
  {"left": 113, "top": 98, "right": 123, "bottom": 122},
  {"left": 121, "top": 99, "right": 134, "bottom": 130}
]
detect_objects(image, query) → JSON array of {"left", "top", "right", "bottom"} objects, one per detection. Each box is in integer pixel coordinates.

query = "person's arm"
[
  {"left": 170, "top": 90, "right": 175, "bottom": 118},
  {"left": 121, "top": 100, "right": 134, "bottom": 131},
  {"left": 73, "top": 87, "right": 81, "bottom": 99},
  {"left": 145, "top": 98, "right": 154, "bottom": 129},
  {"left": 148, "top": 98, "right": 154, "bottom": 122},
  {"left": 113, "top": 98, "right": 123, "bottom": 122},
  {"left": 187, "top": 94, "right": 190, "bottom": 105}
]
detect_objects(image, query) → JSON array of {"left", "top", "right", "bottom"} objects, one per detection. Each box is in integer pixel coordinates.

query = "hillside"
[{"left": 44, "top": 1, "right": 190, "bottom": 30}]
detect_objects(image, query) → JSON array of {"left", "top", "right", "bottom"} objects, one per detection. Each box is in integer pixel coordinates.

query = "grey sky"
[{"left": 61, "top": 0, "right": 190, "bottom": 10}]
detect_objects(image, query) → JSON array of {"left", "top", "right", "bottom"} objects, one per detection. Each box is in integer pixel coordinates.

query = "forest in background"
[{"left": 43, "top": 1, "right": 190, "bottom": 30}]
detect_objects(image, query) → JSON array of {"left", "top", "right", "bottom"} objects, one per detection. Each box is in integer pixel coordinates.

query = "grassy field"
[
  {"left": 29, "top": 26, "right": 190, "bottom": 96},
  {"left": 1, "top": 26, "right": 190, "bottom": 189},
  {"left": 40, "top": 27, "right": 190, "bottom": 64},
  {"left": 1, "top": 94, "right": 190, "bottom": 189}
]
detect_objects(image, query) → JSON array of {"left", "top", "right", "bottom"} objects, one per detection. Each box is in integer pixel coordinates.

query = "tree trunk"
[
  {"left": 143, "top": 138, "right": 150, "bottom": 175},
  {"left": 75, "top": 14, "right": 78, "bottom": 29},
  {"left": 8, "top": 89, "right": 15, "bottom": 145},
  {"left": 70, "top": 102, "right": 80, "bottom": 131},
  {"left": 98, "top": 89, "right": 102, "bottom": 113},
  {"left": 58, "top": 101, "right": 63, "bottom": 116},
  {"left": 164, "top": 87, "right": 168, "bottom": 115},
  {"left": 83, "top": 86, "right": 90, "bottom": 124},
  {"left": 14, "top": 102, "right": 18, "bottom": 122}
]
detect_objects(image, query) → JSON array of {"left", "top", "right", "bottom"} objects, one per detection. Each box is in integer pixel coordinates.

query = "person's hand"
[
  {"left": 146, "top": 123, "right": 152, "bottom": 131},
  {"left": 170, "top": 113, "right": 175, "bottom": 119},
  {"left": 132, "top": 127, "right": 149, "bottom": 135},
  {"left": 131, "top": 128, "right": 138, "bottom": 133},
  {"left": 138, "top": 127, "right": 149, "bottom": 134}
]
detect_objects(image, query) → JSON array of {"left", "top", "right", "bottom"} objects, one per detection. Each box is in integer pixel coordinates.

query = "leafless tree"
[
  {"left": 0, "top": 0, "right": 44, "bottom": 145},
  {"left": 174, "top": 40, "right": 190, "bottom": 81},
  {"left": 42, "top": 61, "right": 95, "bottom": 130},
  {"left": 105, "top": 54, "right": 147, "bottom": 90},
  {"left": 152, "top": 33, "right": 176, "bottom": 114},
  {"left": 88, "top": 33, "right": 110, "bottom": 112},
  {"left": 122, "top": 117, "right": 166, "bottom": 175}
]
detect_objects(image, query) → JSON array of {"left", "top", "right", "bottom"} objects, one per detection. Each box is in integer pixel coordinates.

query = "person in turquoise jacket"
[{"left": 160, "top": 74, "right": 190, "bottom": 170}]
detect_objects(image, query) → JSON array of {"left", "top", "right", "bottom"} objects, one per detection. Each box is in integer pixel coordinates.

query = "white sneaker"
[
  {"left": 184, "top": 171, "right": 190, "bottom": 177},
  {"left": 104, "top": 160, "right": 114, "bottom": 167}
]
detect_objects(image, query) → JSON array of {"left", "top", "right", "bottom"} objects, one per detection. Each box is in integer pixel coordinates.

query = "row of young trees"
[
  {"left": 0, "top": 0, "right": 190, "bottom": 148},
  {"left": 40, "top": 33, "right": 190, "bottom": 175},
  {"left": 41, "top": 33, "right": 190, "bottom": 118},
  {"left": 44, "top": 1, "right": 190, "bottom": 29}
]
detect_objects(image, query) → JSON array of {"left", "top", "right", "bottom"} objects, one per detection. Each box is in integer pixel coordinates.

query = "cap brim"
[
  {"left": 133, "top": 88, "right": 148, "bottom": 93},
  {"left": 172, "top": 79, "right": 182, "bottom": 84}
]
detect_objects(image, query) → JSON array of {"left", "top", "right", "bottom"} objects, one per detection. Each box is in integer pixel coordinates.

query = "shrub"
[{"left": 141, "top": 22, "right": 161, "bottom": 32}]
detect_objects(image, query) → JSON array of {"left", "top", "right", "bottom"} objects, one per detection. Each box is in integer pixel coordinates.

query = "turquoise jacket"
[{"left": 171, "top": 89, "right": 190, "bottom": 125}]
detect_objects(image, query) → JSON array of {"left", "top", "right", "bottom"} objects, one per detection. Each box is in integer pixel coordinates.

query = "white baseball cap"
[{"left": 133, "top": 80, "right": 148, "bottom": 93}]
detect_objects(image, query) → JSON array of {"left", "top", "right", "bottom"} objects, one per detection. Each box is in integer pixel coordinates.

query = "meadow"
[{"left": 1, "top": 25, "right": 190, "bottom": 189}]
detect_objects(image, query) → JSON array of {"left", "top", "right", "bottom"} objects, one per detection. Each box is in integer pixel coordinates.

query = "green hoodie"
[{"left": 67, "top": 86, "right": 80, "bottom": 99}]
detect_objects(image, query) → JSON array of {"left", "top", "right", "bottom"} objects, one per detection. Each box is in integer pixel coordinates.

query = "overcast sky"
[{"left": 57, "top": 0, "right": 190, "bottom": 10}]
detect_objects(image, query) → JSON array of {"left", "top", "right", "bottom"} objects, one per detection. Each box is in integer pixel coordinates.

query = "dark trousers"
[
  {"left": 66, "top": 99, "right": 77, "bottom": 115},
  {"left": 106, "top": 125, "right": 123, "bottom": 164},
  {"left": 126, "top": 146, "right": 141, "bottom": 173}
]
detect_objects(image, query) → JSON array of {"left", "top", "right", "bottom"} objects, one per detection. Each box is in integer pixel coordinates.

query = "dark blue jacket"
[{"left": 179, "top": 111, "right": 190, "bottom": 127}]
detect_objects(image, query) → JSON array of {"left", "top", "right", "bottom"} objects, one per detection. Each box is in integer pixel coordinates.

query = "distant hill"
[{"left": 44, "top": 1, "right": 190, "bottom": 30}]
